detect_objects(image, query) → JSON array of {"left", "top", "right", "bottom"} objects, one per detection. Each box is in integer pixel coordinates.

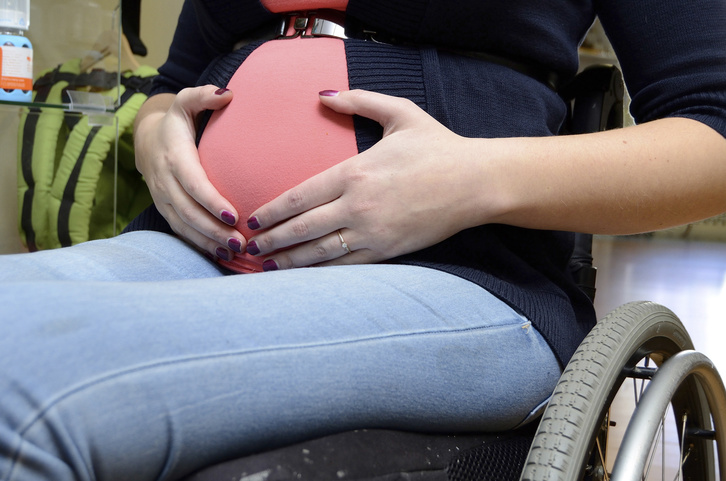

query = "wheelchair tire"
[{"left": 520, "top": 301, "right": 718, "bottom": 481}]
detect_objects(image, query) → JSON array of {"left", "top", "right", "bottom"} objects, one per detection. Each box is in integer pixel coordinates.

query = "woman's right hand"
[{"left": 133, "top": 85, "right": 246, "bottom": 261}]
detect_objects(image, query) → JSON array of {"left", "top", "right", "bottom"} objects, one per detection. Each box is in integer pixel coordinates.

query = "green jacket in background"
[{"left": 17, "top": 59, "right": 156, "bottom": 251}]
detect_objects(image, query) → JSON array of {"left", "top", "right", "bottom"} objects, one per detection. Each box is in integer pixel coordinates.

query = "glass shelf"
[
  {"left": 0, "top": 98, "right": 67, "bottom": 110},
  {"left": 0, "top": 98, "right": 110, "bottom": 112}
]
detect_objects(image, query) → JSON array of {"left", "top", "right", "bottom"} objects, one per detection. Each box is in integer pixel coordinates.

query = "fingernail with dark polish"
[
  {"left": 262, "top": 259, "right": 279, "bottom": 272},
  {"left": 215, "top": 88, "right": 230, "bottom": 95},
  {"left": 319, "top": 90, "right": 340, "bottom": 97},
  {"left": 246, "top": 241, "right": 261, "bottom": 256},
  {"left": 203, "top": 251, "right": 216, "bottom": 262},
  {"left": 227, "top": 237, "right": 243, "bottom": 253},
  {"left": 247, "top": 216, "right": 261, "bottom": 230},
  {"left": 221, "top": 210, "right": 237, "bottom": 226},
  {"left": 216, "top": 247, "right": 232, "bottom": 262}
]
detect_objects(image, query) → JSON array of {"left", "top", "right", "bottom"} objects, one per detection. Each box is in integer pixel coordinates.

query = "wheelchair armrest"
[
  {"left": 560, "top": 64, "right": 625, "bottom": 135},
  {"left": 562, "top": 65, "right": 625, "bottom": 301}
]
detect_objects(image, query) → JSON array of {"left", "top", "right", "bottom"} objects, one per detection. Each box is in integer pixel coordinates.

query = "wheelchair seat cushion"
[{"left": 180, "top": 424, "right": 537, "bottom": 481}]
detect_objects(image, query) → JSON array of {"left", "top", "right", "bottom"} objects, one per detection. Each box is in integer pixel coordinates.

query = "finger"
[
  {"left": 155, "top": 179, "right": 246, "bottom": 258},
  {"left": 264, "top": 228, "right": 358, "bottom": 270},
  {"left": 247, "top": 162, "right": 347, "bottom": 232},
  {"left": 150, "top": 86, "right": 240, "bottom": 229},
  {"left": 173, "top": 84, "right": 234, "bottom": 120},
  {"left": 315, "top": 248, "right": 379, "bottom": 268},
  {"left": 168, "top": 145, "right": 241, "bottom": 229},
  {"left": 162, "top": 204, "right": 241, "bottom": 262},
  {"left": 247, "top": 198, "right": 345, "bottom": 255},
  {"left": 164, "top": 90, "right": 242, "bottom": 229},
  {"left": 318, "top": 89, "right": 421, "bottom": 132}
]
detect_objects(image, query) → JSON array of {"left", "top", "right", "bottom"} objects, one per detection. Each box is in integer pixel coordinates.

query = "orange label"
[
  {"left": 0, "top": 75, "right": 32, "bottom": 90},
  {"left": 0, "top": 45, "right": 33, "bottom": 90}
]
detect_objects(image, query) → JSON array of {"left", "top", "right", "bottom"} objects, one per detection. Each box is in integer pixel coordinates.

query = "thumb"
[
  {"left": 318, "top": 89, "right": 420, "bottom": 130},
  {"left": 175, "top": 84, "right": 234, "bottom": 117}
]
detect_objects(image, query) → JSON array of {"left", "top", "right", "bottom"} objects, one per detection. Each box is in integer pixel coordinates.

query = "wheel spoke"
[
  {"left": 643, "top": 411, "right": 666, "bottom": 481},
  {"left": 595, "top": 434, "right": 610, "bottom": 481},
  {"left": 675, "top": 413, "right": 688, "bottom": 481}
]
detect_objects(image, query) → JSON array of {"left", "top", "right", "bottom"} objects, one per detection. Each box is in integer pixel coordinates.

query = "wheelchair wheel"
[{"left": 520, "top": 301, "right": 726, "bottom": 481}]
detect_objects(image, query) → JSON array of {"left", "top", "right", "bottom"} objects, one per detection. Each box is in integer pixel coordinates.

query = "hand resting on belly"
[{"left": 198, "top": 37, "right": 357, "bottom": 273}]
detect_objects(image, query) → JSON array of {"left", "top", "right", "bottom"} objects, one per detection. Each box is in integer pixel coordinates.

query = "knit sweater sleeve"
[{"left": 596, "top": 0, "right": 726, "bottom": 138}]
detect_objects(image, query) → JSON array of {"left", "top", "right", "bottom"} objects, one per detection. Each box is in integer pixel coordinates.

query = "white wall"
[
  {"left": 0, "top": 110, "right": 25, "bottom": 254},
  {"left": 0, "top": 0, "right": 183, "bottom": 254},
  {"left": 139, "top": 0, "right": 185, "bottom": 70}
]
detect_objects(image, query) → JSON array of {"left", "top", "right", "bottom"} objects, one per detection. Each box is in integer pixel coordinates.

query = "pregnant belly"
[{"left": 198, "top": 38, "right": 357, "bottom": 273}]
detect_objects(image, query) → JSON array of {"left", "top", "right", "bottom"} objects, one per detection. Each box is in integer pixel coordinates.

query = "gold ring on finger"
[{"left": 337, "top": 230, "right": 352, "bottom": 255}]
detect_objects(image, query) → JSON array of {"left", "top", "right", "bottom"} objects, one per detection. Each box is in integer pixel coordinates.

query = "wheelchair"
[{"left": 180, "top": 66, "right": 726, "bottom": 481}]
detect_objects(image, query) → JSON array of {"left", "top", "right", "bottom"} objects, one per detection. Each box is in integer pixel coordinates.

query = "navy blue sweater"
[{"left": 130, "top": 0, "right": 726, "bottom": 366}]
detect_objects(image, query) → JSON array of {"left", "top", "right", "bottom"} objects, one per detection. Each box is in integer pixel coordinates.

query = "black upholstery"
[{"left": 182, "top": 424, "right": 539, "bottom": 481}]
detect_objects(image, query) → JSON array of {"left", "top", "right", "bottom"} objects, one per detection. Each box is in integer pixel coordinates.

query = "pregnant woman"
[{"left": 1, "top": 0, "right": 725, "bottom": 479}]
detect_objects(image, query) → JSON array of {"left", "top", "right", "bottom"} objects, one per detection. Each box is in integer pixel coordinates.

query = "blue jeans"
[{"left": 0, "top": 231, "right": 561, "bottom": 481}]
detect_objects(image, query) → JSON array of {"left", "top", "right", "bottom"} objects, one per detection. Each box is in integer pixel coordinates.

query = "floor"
[
  {"left": 593, "top": 235, "right": 726, "bottom": 374},
  {"left": 591, "top": 235, "right": 726, "bottom": 479}
]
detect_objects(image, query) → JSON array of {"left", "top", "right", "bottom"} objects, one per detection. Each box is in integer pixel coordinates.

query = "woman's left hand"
[{"left": 245, "top": 89, "right": 488, "bottom": 270}]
